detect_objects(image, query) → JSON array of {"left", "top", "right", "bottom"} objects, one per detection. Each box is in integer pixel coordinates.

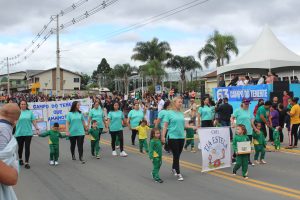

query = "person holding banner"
[
  {"left": 66, "top": 101, "right": 87, "bottom": 164},
  {"left": 88, "top": 100, "right": 105, "bottom": 139},
  {"left": 107, "top": 102, "right": 128, "bottom": 157},
  {"left": 127, "top": 103, "right": 145, "bottom": 146},
  {"left": 15, "top": 100, "right": 40, "bottom": 169},
  {"left": 162, "top": 97, "right": 190, "bottom": 181}
]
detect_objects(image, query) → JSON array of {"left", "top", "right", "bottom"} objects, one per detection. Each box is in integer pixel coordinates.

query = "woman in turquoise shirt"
[
  {"left": 88, "top": 100, "right": 105, "bottom": 138},
  {"left": 66, "top": 101, "right": 87, "bottom": 164},
  {"left": 197, "top": 97, "right": 215, "bottom": 128},
  {"left": 162, "top": 97, "right": 194, "bottom": 181},
  {"left": 127, "top": 103, "right": 145, "bottom": 145},
  {"left": 15, "top": 100, "right": 40, "bottom": 169},
  {"left": 107, "top": 102, "right": 128, "bottom": 157}
]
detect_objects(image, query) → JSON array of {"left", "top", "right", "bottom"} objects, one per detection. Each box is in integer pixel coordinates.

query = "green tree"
[
  {"left": 166, "top": 55, "right": 202, "bottom": 93},
  {"left": 139, "top": 59, "right": 167, "bottom": 86},
  {"left": 131, "top": 37, "right": 172, "bottom": 62},
  {"left": 80, "top": 73, "right": 91, "bottom": 90},
  {"left": 114, "top": 64, "right": 137, "bottom": 95},
  {"left": 91, "top": 58, "right": 111, "bottom": 86}
]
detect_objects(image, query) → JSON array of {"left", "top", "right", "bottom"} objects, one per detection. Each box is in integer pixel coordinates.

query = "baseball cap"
[{"left": 242, "top": 98, "right": 251, "bottom": 105}]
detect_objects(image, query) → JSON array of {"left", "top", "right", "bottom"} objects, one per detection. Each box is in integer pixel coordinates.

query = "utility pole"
[
  {"left": 56, "top": 14, "right": 61, "bottom": 97},
  {"left": 6, "top": 57, "right": 10, "bottom": 97}
]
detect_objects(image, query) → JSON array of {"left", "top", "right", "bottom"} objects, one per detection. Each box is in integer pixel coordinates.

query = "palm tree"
[
  {"left": 198, "top": 30, "right": 238, "bottom": 67},
  {"left": 166, "top": 55, "right": 202, "bottom": 93},
  {"left": 114, "top": 64, "right": 137, "bottom": 95},
  {"left": 131, "top": 37, "right": 172, "bottom": 62},
  {"left": 139, "top": 59, "right": 167, "bottom": 86}
]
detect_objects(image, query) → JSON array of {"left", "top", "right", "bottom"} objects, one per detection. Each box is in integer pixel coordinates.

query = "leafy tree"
[
  {"left": 80, "top": 73, "right": 91, "bottom": 90},
  {"left": 91, "top": 58, "right": 111, "bottom": 86},
  {"left": 114, "top": 64, "right": 137, "bottom": 95},
  {"left": 139, "top": 59, "right": 167, "bottom": 85}
]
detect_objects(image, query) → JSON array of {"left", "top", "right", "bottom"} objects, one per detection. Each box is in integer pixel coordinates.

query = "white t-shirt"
[{"left": 158, "top": 99, "right": 165, "bottom": 112}]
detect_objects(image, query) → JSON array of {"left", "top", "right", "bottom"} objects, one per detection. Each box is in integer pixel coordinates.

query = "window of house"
[
  {"left": 35, "top": 77, "right": 39, "bottom": 83},
  {"left": 74, "top": 87, "right": 79, "bottom": 90},
  {"left": 16, "top": 80, "right": 21, "bottom": 84},
  {"left": 74, "top": 78, "right": 80, "bottom": 83}
]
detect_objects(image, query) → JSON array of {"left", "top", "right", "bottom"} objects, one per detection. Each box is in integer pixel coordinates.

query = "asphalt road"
[{"left": 14, "top": 128, "right": 300, "bottom": 200}]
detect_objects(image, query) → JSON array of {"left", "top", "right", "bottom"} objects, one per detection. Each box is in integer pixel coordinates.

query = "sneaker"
[
  {"left": 191, "top": 148, "right": 196, "bottom": 153},
  {"left": 80, "top": 159, "right": 86, "bottom": 164},
  {"left": 183, "top": 147, "right": 187, "bottom": 151},
  {"left": 171, "top": 169, "right": 178, "bottom": 176},
  {"left": 49, "top": 160, "right": 54, "bottom": 165},
  {"left": 260, "top": 160, "right": 267, "bottom": 164},
  {"left": 19, "top": 159, "right": 24, "bottom": 166},
  {"left": 54, "top": 161, "right": 59, "bottom": 166},
  {"left": 248, "top": 161, "right": 255, "bottom": 166},
  {"left": 232, "top": 161, "right": 236, "bottom": 165},
  {"left": 112, "top": 151, "right": 117, "bottom": 156},
  {"left": 232, "top": 171, "right": 236, "bottom": 176},
  {"left": 116, "top": 146, "right": 120, "bottom": 149},
  {"left": 24, "top": 163, "right": 30, "bottom": 169},
  {"left": 254, "top": 160, "right": 260, "bottom": 165},
  {"left": 120, "top": 151, "right": 128, "bottom": 157},
  {"left": 96, "top": 155, "right": 100, "bottom": 159},
  {"left": 177, "top": 174, "right": 184, "bottom": 181},
  {"left": 244, "top": 176, "right": 249, "bottom": 180},
  {"left": 155, "top": 179, "right": 164, "bottom": 183}
]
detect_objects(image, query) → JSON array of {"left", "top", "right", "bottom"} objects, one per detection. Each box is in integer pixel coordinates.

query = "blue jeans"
[
  {"left": 220, "top": 120, "right": 233, "bottom": 140},
  {"left": 183, "top": 99, "right": 189, "bottom": 108}
]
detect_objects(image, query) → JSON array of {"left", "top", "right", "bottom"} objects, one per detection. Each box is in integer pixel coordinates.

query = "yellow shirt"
[
  {"left": 135, "top": 125, "right": 150, "bottom": 140},
  {"left": 290, "top": 104, "right": 300, "bottom": 125}
]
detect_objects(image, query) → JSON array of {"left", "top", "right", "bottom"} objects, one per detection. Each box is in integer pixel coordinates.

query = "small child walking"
[
  {"left": 232, "top": 124, "right": 250, "bottom": 179},
  {"left": 135, "top": 119, "right": 150, "bottom": 153},
  {"left": 149, "top": 128, "right": 163, "bottom": 183},
  {"left": 273, "top": 126, "right": 282, "bottom": 150},
  {"left": 39, "top": 122, "right": 66, "bottom": 165},
  {"left": 252, "top": 122, "right": 267, "bottom": 164},
  {"left": 184, "top": 120, "right": 196, "bottom": 153},
  {"left": 88, "top": 120, "right": 101, "bottom": 159}
]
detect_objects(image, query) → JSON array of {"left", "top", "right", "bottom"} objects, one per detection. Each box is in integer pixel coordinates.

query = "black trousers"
[
  {"left": 168, "top": 139, "right": 185, "bottom": 174},
  {"left": 16, "top": 136, "right": 32, "bottom": 163},
  {"left": 290, "top": 124, "right": 300, "bottom": 146},
  {"left": 110, "top": 131, "right": 124, "bottom": 151},
  {"left": 268, "top": 127, "right": 274, "bottom": 142},
  {"left": 69, "top": 135, "right": 85, "bottom": 160},
  {"left": 131, "top": 129, "right": 138, "bottom": 145},
  {"left": 201, "top": 120, "right": 213, "bottom": 127}
]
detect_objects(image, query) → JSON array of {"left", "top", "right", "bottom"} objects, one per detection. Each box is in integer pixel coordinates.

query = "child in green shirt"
[
  {"left": 252, "top": 122, "right": 267, "bottom": 164},
  {"left": 184, "top": 120, "right": 196, "bottom": 152},
  {"left": 149, "top": 128, "right": 163, "bottom": 183},
  {"left": 273, "top": 126, "right": 281, "bottom": 150},
  {"left": 88, "top": 120, "right": 101, "bottom": 159},
  {"left": 39, "top": 123, "right": 66, "bottom": 166}
]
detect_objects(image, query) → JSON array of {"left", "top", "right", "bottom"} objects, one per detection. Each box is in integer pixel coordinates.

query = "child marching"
[
  {"left": 149, "top": 128, "right": 163, "bottom": 183},
  {"left": 252, "top": 122, "right": 267, "bottom": 164},
  {"left": 88, "top": 120, "right": 101, "bottom": 159},
  {"left": 273, "top": 126, "right": 282, "bottom": 150},
  {"left": 232, "top": 124, "right": 250, "bottom": 179},
  {"left": 184, "top": 120, "right": 196, "bottom": 153},
  {"left": 38, "top": 123, "right": 66, "bottom": 165},
  {"left": 134, "top": 119, "right": 150, "bottom": 153}
]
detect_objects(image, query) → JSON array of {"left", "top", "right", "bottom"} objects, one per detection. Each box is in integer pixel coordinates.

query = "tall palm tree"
[
  {"left": 114, "top": 64, "right": 137, "bottom": 95},
  {"left": 139, "top": 59, "right": 167, "bottom": 86},
  {"left": 166, "top": 55, "right": 202, "bottom": 93},
  {"left": 131, "top": 37, "right": 172, "bottom": 62},
  {"left": 198, "top": 30, "right": 238, "bottom": 67}
]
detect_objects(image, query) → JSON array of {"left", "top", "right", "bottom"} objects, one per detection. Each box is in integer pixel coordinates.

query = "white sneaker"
[
  {"left": 120, "top": 151, "right": 128, "bottom": 157},
  {"left": 49, "top": 160, "right": 54, "bottom": 165},
  {"left": 54, "top": 161, "right": 59, "bottom": 166},
  {"left": 177, "top": 174, "right": 184, "bottom": 181},
  {"left": 112, "top": 151, "right": 117, "bottom": 156},
  {"left": 116, "top": 146, "right": 120, "bottom": 149},
  {"left": 171, "top": 169, "right": 178, "bottom": 176}
]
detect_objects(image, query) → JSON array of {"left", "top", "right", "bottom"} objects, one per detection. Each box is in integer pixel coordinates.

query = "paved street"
[{"left": 15, "top": 128, "right": 300, "bottom": 200}]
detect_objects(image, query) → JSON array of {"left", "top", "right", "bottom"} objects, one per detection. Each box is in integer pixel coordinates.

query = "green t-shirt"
[
  {"left": 66, "top": 112, "right": 85, "bottom": 136},
  {"left": 233, "top": 108, "right": 254, "bottom": 135},
  {"left": 88, "top": 128, "right": 100, "bottom": 140},
  {"left": 15, "top": 110, "right": 36, "bottom": 137},
  {"left": 185, "top": 127, "right": 195, "bottom": 138},
  {"left": 39, "top": 130, "right": 66, "bottom": 145},
  {"left": 198, "top": 105, "right": 214, "bottom": 121},
  {"left": 128, "top": 109, "right": 144, "bottom": 128},
  {"left": 255, "top": 106, "right": 269, "bottom": 123},
  {"left": 89, "top": 107, "right": 105, "bottom": 128},
  {"left": 158, "top": 110, "right": 168, "bottom": 129},
  {"left": 164, "top": 110, "right": 185, "bottom": 139},
  {"left": 107, "top": 110, "right": 124, "bottom": 132}
]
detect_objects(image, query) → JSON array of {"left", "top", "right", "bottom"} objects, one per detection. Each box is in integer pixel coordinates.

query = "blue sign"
[
  {"left": 155, "top": 85, "right": 161, "bottom": 94},
  {"left": 214, "top": 85, "right": 269, "bottom": 101}
]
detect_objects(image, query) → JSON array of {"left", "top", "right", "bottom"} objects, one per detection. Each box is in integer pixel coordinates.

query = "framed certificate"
[{"left": 237, "top": 141, "right": 251, "bottom": 154}]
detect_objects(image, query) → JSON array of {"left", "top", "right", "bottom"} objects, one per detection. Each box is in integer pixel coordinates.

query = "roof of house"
[
  {"left": 29, "top": 67, "right": 81, "bottom": 77},
  {"left": 202, "top": 70, "right": 217, "bottom": 78}
]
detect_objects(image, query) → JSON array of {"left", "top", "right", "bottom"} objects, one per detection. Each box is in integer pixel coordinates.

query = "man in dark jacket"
[{"left": 217, "top": 97, "right": 233, "bottom": 139}]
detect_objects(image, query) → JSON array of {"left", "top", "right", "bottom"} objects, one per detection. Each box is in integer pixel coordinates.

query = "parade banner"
[
  {"left": 214, "top": 84, "right": 269, "bottom": 101},
  {"left": 198, "top": 127, "right": 231, "bottom": 172},
  {"left": 28, "top": 98, "right": 92, "bottom": 132}
]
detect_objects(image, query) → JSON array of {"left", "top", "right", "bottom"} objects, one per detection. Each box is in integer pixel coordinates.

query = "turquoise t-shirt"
[
  {"left": 255, "top": 106, "right": 269, "bottom": 123},
  {"left": 89, "top": 107, "right": 105, "bottom": 128},
  {"left": 66, "top": 112, "right": 85, "bottom": 136},
  {"left": 128, "top": 109, "right": 144, "bottom": 128},
  {"left": 158, "top": 110, "right": 168, "bottom": 129},
  {"left": 15, "top": 110, "right": 36, "bottom": 137},
  {"left": 233, "top": 108, "right": 254, "bottom": 135},
  {"left": 198, "top": 105, "right": 214, "bottom": 121},
  {"left": 108, "top": 110, "right": 124, "bottom": 132},
  {"left": 164, "top": 110, "right": 185, "bottom": 139}
]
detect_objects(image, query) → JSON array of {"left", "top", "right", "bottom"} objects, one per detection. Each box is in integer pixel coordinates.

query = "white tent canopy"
[{"left": 217, "top": 25, "right": 300, "bottom": 75}]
